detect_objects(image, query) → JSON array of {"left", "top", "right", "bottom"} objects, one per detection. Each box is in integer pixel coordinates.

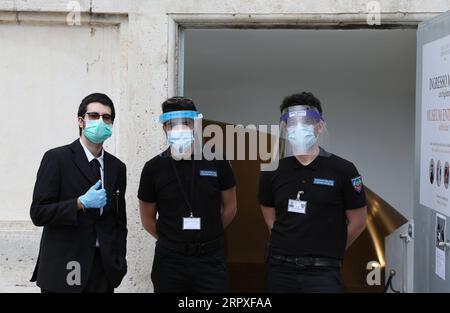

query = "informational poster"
[
  {"left": 436, "top": 213, "right": 446, "bottom": 280},
  {"left": 420, "top": 34, "right": 450, "bottom": 215}
]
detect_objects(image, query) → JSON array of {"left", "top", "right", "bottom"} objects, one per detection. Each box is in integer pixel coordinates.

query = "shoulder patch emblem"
[{"left": 351, "top": 176, "right": 363, "bottom": 193}]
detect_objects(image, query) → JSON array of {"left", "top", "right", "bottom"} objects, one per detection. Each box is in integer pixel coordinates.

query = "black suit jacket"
[{"left": 30, "top": 139, "right": 127, "bottom": 292}]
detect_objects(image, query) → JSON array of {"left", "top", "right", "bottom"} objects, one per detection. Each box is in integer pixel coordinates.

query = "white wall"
[
  {"left": 0, "top": 23, "right": 120, "bottom": 220},
  {"left": 185, "top": 29, "right": 416, "bottom": 219}
]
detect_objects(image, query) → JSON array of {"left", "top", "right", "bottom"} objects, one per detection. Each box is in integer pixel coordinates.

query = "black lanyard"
[{"left": 170, "top": 157, "right": 196, "bottom": 217}]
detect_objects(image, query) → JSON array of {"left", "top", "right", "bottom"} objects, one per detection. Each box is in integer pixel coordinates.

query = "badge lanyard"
[
  {"left": 170, "top": 157, "right": 201, "bottom": 230},
  {"left": 288, "top": 190, "right": 307, "bottom": 214}
]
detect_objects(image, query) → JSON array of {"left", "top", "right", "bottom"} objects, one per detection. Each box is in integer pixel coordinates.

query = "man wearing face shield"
[
  {"left": 138, "top": 97, "right": 237, "bottom": 292},
  {"left": 30, "top": 93, "right": 128, "bottom": 293},
  {"left": 259, "top": 92, "right": 367, "bottom": 293}
]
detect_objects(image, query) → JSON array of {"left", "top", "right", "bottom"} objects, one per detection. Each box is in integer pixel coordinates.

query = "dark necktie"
[
  {"left": 90, "top": 159, "right": 102, "bottom": 216},
  {"left": 90, "top": 159, "right": 101, "bottom": 183}
]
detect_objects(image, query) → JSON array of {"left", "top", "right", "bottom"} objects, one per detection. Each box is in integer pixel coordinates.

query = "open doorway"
[{"left": 182, "top": 28, "right": 415, "bottom": 292}]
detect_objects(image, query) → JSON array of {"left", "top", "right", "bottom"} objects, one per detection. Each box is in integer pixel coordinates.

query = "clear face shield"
[
  {"left": 279, "top": 105, "right": 328, "bottom": 158},
  {"left": 159, "top": 110, "right": 203, "bottom": 160}
]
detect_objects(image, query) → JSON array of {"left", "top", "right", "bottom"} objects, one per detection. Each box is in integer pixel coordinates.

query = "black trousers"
[
  {"left": 266, "top": 254, "right": 343, "bottom": 293},
  {"left": 41, "top": 248, "right": 113, "bottom": 293},
  {"left": 151, "top": 242, "right": 230, "bottom": 293}
]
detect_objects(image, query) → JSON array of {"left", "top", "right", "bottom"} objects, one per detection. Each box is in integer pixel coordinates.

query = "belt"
[
  {"left": 157, "top": 236, "right": 224, "bottom": 256},
  {"left": 271, "top": 254, "right": 342, "bottom": 268}
]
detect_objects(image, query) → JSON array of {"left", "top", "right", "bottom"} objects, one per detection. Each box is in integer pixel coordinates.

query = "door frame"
[{"left": 167, "top": 12, "right": 438, "bottom": 97}]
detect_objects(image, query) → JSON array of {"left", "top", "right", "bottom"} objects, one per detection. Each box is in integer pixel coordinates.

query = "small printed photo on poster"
[
  {"left": 445, "top": 162, "right": 449, "bottom": 189},
  {"left": 430, "top": 159, "right": 435, "bottom": 184},
  {"left": 436, "top": 214, "right": 446, "bottom": 248},
  {"left": 437, "top": 160, "right": 442, "bottom": 187},
  {"left": 436, "top": 213, "right": 447, "bottom": 280}
]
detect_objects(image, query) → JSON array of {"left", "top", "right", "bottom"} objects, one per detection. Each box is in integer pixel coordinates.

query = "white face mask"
[
  {"left": 167, "top": 129, "right": 194, "bottom": 157},
  {"left": 287, "top": 124, "right": 318, "bottom": 153}
]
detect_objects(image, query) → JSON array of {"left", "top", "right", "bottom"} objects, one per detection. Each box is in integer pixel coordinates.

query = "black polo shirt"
[
  {"left": 138, "top": 149, "right": 235, "bottom": 243},
  {"left": 259, "top": 147, "right": 366, "bottom": 260}
]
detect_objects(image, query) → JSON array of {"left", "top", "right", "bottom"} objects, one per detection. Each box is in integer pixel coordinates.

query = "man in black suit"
[{"left": 30, "top": 93, "right": 127, "bottom": 293}]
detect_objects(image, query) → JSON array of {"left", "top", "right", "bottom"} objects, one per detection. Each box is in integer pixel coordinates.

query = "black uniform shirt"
[
  {"left": 259, "top": 147, "right": 366, "bottom": 260},
  {"left": 138, "top": 149, "right": 235, "bottom": 243}
]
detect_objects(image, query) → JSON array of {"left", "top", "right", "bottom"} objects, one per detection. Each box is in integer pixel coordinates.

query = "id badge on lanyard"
[
  {"left": 288, "top": 191, "right": 307, "bottom": 214},
  {"left": 183, "top": 212, "right": 201, "bottom": 230},
  {"left": 171, "top": 158, "right": 202, "bottom": 230}
]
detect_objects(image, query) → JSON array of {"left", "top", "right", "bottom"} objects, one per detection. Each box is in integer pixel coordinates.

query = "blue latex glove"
[{"left": 79, "top": 180, "right": 107, "bottom": 209}]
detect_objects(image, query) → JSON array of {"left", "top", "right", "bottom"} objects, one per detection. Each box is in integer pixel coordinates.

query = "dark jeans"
[
  {"left": 151, "top": 242, "right": 230, "bottom": 293},
  {"left": 266, "top": 253, "right": 343, "bottom": 293},
  {"left": 41, "top": 248, "right": 113, "bottom": 293}
]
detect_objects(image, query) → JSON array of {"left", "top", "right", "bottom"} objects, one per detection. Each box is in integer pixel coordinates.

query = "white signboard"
[{"left": 420, "top": 34, "right": 450, "bottom": 215}]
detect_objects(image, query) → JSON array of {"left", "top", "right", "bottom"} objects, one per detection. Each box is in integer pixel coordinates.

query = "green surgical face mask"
[{"left": 83, "top": 119, "right": 112, "bottom": 144}]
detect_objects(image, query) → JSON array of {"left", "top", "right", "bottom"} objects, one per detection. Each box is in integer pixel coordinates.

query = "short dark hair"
[
  {"left": 78, "top": 93, "right": 115, "bottom": 135},
  {"left": 280, "top": 92, "right": 322, "bottom": 114},
  {"left": 162, "top": 96, "right": 197, "bottom": 113}
]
